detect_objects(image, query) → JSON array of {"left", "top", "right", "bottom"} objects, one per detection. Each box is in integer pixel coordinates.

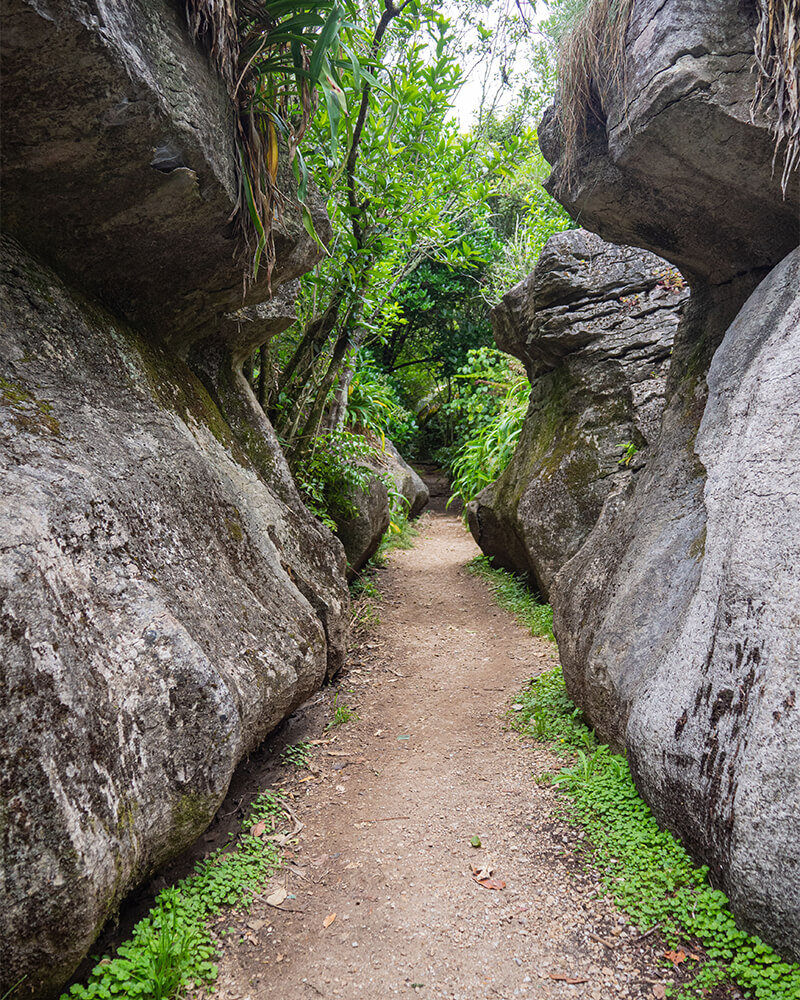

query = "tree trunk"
[
  {"left": 292, "top": 325, "right": 353, "bottom": 459},
  {"left": 324, "top": 321, "right": 367, "bottom": 431},
  {"left": 257, "top": 341, "right": 270, "bottom": 410},
  {"left": 242, "top": 352, "right": 255, "bottom": 387}
]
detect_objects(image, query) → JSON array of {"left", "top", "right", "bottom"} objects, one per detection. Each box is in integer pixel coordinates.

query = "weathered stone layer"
[
  {"left": 468, "top": 228, "right": 686, "bottom": 599},
  {"left": 0, "top": 237, "right": 349, "bottom": 997}
]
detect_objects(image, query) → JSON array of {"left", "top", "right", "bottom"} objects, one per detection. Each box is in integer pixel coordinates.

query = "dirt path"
[{"left": 205, "top": 502, "right": 675, "bottom": 1000}]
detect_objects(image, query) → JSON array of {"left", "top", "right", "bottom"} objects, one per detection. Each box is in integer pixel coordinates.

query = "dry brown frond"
[
  {"left": 185, "top": 1, "right": 306, "bottom": 293},
  {"left": 185, "top": 0, "right": 239, "bottom": 93},
  {"left": 555, "top": 0, "right": 634, "bottom": 187},
  {"left": 752, "top": 0, "right": 800, "bottom": 195}
]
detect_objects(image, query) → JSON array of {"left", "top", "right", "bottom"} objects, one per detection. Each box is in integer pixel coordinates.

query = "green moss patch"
[{"left": 0, "top": 376, "right": 61, "bottom": 436}]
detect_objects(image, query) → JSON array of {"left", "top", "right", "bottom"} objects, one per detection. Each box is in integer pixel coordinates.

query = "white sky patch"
[{"left": 447, "top": 0, "right": 553, "bottom": 130}]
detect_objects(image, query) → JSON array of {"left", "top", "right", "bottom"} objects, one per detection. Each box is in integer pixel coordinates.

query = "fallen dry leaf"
[
  {"left": 475, "top": 877, "right": 506, "bottom": 891},
  {"left": 250, "top": 820, "right": 267, "bottom": 838},
  {"left": 470, "top": 864, "right": 493, "bottom": 879},
  {"left": 548, "top": 973, "right": 590, "bottom": 984},
  {"left": 265, "top": 887, "right": 288, "bottom": 907},
  {"left": 323, "top": 912, "right": 337, "bottom": 928},
  {"left": 664, "top": 949, "right": 687, "bottom": 965},
  {"left": 652, "top": 986, "right": 666, "bottom": 999}
]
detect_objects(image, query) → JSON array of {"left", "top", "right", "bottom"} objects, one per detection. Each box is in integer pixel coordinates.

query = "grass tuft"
[
  {"left": 555, "top": 0, "right": 633, "bottom": 185},
  {"left": 468, "top": 555, "right": 554, "bottom": 640},
  {"left": 515, "top": 666, "right": 800, "bottom": 1000},
  {"left": 326, "top": 691, "right": 358, "bottom": 729}
]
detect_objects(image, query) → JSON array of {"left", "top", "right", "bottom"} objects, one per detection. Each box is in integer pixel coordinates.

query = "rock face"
[
  {"left": 535, "top": 0, "right": 800, "bottom": 959},
  {"left": 334, "top": 471, "right": 392, "bottom": 577},
  {"left": 333, "top": 440, "right": 428, "bottom": 578},
  {"left": 381, "top": 440, "right": 430, "bottom": 520},
  {"left": 0, "top": 0, "right": 330, "bottom": 347},
  {"left": 538, "top": 0, "right": 800, "bottom": 285},
  {"left": 0, "top": 1, "right": 347, "bottom": 995},
  {"left": 627, "top": 249, "right": 800, "bottom": 959},
  {"left": 468, "top": 229, "right": 686, "bottom": 599}
]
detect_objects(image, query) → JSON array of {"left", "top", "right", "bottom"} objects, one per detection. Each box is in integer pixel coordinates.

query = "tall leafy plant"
[{"left": 187, "top": 1, "right": 370, "bottom": 284}]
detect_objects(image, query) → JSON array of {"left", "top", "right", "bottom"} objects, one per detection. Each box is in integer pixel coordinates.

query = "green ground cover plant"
[
  {"left": 467, "top": 555, "right": 554, "bottom": 640},
  {"left": 513, "top": 666, "right": 800, "bottom": 1000},
  {"left": 63, "top": 792, "right": 288, "bottom": 1000},
  {"left": 281, "top": 741, "right": 312, "bottom": 769}
]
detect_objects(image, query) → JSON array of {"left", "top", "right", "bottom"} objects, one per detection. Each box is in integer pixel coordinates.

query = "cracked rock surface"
[{"left": 468, "top": 228, "right": 686, "bottom": 600}]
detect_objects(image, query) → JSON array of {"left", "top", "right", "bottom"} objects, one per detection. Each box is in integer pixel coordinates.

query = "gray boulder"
[
  {"left": 0, "top": 0, "right": 347, "bottom": 994},
  {"left": 380, "top": 440, "right": 429, "bottom": 520},
  {"left": 536, "top": 0, "right": 800, "bottom": 958},
  {"left": 0, "top": 238, "right": 349, "bottom": 996},
  {"left": 334, "top": 471, "right": 392, "bottom": 578},
  {"left": 539, "top": 0, "right": 799, "bottom": 285},
  {"left": 331, "top": 440, "right": 427, "bottom": 578},
  {"left": 0, "top": 0, "right": 330, "bottom": 347},
  {"left": 553, "top": 251, "right": 800, "bottom": 960},
  {"left": 468, "top": 229, "right": 686, "bottom": 599}
]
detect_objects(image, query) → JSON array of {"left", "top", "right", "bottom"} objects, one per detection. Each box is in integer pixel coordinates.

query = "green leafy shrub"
[
  {"left": 291, "top": 429, "right": 396, "bottom": 530},
  {"left": 516, "top": 667, "right": 800, "bottom": 1000},
  {"left": 448, "top": 375, "right": 530, "bottom": 508}
]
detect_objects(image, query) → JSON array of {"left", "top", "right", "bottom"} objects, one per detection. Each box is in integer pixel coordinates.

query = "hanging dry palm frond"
[
  {"left": 752, "top": 0, "right": 800, "bottom": 195},
  {"left": 186, "top": 1, "right": 352, "bottom": 289},
  {"left": 554, "top": 0, "right": 634, "bottom": 188},
  {"left": 185, "top": 0, "right": 239, "bottom": 93}
]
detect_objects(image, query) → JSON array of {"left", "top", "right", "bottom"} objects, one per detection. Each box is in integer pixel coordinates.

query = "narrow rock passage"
[{"left": 207, "top": 500, "right": 666, "bottom": 1000}]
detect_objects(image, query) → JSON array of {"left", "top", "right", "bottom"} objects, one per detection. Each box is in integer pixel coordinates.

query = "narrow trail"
[{"left": 205, "top": 489, "right": 673, "bottom": 1000}]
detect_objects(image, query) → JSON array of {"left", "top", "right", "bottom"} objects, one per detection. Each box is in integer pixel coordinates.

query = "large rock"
[
  {"left": 334, "top": 470, "right": 392, "bottom": 578},
  {"left": 0, "top": 0, "right": 330, "bottom": 348},
  {"left": 552, "top": 253, "right": 800, "bottom": 960},
  {"left": 468, "top": 229, "right": 686, "bottom": 598},
  {"left": 0, "top": 0, "right": 346, "bottom": 994},
  {"left": 330, "top": 439, "right": 427, "bottom": 578},
  {"left": 380, "top": 440, "right": 429, "bottom": 520},
  {"left": 0, "top": 237, "right": 348, "bottom": 998},
  {"left": 537, "top": 0, "right": 800, "bottom": 959},
  {"left": 539, "top": 0, "right": 800, "bottom": 284}
]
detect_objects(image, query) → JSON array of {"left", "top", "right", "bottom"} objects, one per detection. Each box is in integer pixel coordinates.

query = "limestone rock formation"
[
  {"left": 381, "top": 440, "right": 430, "bottom": 520},
  {"left": 0, "top": 1, "right": 347, "bottom": 995},
  {"left": 332, "top": 440, "right": 428, "bottom": 577},
  {"left": 468, "top": 229, "right": 686, "bottom": 598},
  {"left": 0, "top": 0, "right": 330, "bottom": 347},
  {"left": 538, "top": 0, "right": 800, "bottom": 286},
  {"left": 536, "top": 0, "right": 800, "bottom": 959},
  {"left": 334, "top": 471, "right": 392, "bottom": 577}
]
